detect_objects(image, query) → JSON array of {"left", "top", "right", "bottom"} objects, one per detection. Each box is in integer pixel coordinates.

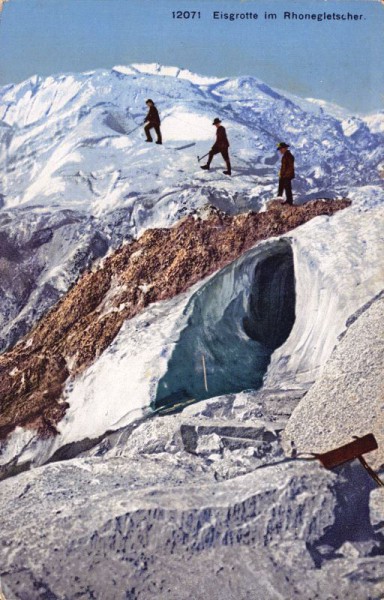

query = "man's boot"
[
  {"left": 144, "top": 125, "right": 153, "bottom": 142},
  {"left": 201, "top": 152, "right": 213, "bottom": 171},
  {"left": 223, "top": 159, "right": 231, "bottom": 176}
]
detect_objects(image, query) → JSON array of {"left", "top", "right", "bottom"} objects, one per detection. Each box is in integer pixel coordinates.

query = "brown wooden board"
[{"left": 315, "top": 434, "right": 378, "bottom": 469}]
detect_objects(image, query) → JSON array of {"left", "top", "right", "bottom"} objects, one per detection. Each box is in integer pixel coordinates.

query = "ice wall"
[
  {"left": 265, "top": 194, "right": 384, "bottom": 389},
  {"left": 155, "top": 239, "right": 295, "bottom": 407}
]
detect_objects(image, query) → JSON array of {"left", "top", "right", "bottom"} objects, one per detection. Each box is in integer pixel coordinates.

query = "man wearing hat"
[
  {"left": 144, "top": 99, "right": 162, "bottom": 144},
  {"left": 201, "top": 118, "right": 231, "bottom": 176},
  {"left": 277, "top": 142, "right": 295, "bottom": 204}
]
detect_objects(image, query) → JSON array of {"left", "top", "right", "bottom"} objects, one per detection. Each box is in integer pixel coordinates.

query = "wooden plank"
[{"left": 315, "top": 433, "right": 378, "bottom": 468}]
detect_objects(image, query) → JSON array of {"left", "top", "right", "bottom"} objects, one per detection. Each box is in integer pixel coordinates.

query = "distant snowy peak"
[
  {"left": 304, "top": 97, "right": 352, "bottom": 120},
  {"left": 113, "top": 63, "right": 222, "bottom": 85},
  {"left": 307, "top": 102, "right": 384, "bottom": 137},
  {"left": 2, "top": 62, "right": 360, "bottom": 122},
  {"left": 1, "top": 62, "right": 376, "bottom": 134}
]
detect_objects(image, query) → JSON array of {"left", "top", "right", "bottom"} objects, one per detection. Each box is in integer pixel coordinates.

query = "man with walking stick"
[
  {"left": 143, "top": 99, "right": 162, "bottom": 144},
  {"left": 200, "top": 118, "right": 231, "bottom": 176}
]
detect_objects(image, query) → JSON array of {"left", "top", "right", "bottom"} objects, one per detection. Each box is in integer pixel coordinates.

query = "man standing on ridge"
[
  {"left": 276, "top": 142, "right": 295, "bottom": 204},
  {"left": 201, "top": 118, "right": 231, "bottom": 176},
  {"left": 144, "top": 99, "right": 162, "bottom": 144}
]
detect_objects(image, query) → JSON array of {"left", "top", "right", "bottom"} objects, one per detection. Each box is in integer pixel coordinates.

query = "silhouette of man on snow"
[
  {"left": 201, "top": 118, "right": 231, "bottom": 176},
  {"left": 277, "top": 142, "right": 295, "bottom": 204},
  {"left": 144, "top": 99, "right": 162, "bottom": 144}
]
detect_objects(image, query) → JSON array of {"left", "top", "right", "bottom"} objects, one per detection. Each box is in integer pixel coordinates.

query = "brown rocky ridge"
[{"left": 0, "top": 199, "right": 350, "bottom": 442}]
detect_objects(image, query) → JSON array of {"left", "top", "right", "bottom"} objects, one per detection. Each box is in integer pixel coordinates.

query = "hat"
[
  {"left": 146, "top": 99, "right": 154, "bottom": 104},
  {"left": 276, "top": 142, "right": 290, "bottom": 150},
  {"left": 212, "top": 118, "right": 222, "bottom": 125}
]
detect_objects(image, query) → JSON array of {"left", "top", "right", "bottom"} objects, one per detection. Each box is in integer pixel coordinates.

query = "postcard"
[{"left": 0, "top": 1, "right": 383, "bottom": 599}]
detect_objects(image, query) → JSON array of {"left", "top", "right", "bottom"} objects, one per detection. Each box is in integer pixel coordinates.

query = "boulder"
[{"left": 283, "top": 294, "right": 384, "bottom": 469}]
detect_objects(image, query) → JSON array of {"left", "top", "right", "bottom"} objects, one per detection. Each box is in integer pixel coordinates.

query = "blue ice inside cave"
[{"left": 154, "top": 239, "right": 296, "bottom": 410}]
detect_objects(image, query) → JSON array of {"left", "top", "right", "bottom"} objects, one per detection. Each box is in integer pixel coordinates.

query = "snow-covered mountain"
[
  {"left": 1, "top": 63, "right": 382, "bottom": 215},
  {"left": 1, "top": 64, "right": 383, "bottom": 351}
]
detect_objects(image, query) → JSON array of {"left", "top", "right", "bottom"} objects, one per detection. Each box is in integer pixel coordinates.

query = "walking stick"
[
  {"left": 125, "top": 124, "right": 141, "bottom": 136},
  {"left": 197, "top": 152, "right": 210, "bottom": 163},
  {"left": 201, "top": 354, "right": 208, "bottom": 392}
]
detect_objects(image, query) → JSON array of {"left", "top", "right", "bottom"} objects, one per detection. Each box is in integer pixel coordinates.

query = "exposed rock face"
[
  {"left": 0, "top": 462, "right": 336, "bottom": 600},
  {"left": 282, "top": 293, "right": 384, "bottom": 469},
  {"left": 0, "top": 389, "right": 382, "bottom": 600},
  {"left": 0, "top": 200, "right": 349, "bottom": 443}
]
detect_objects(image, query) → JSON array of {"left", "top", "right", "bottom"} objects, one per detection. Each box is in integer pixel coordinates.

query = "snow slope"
[{"left": 1, "top": 62, "right": 382, "bottom": 215}]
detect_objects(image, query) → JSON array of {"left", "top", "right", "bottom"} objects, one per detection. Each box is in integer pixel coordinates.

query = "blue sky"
[{"left": 0, "top": 0, "right": 383, "bottom": 114}]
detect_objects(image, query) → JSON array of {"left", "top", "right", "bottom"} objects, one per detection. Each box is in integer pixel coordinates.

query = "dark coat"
[
  {"left": 145, "top": 104, "right": 161, "bottom": 125},
  {"left": 280, "top": 150, "right": 295, "bottom": 179},
  {"left": 213, "top": 125, "right": 230, "bottom": 151}
]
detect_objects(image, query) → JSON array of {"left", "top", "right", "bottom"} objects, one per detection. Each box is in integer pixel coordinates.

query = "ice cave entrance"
[{"left": 155, "top": 240, "right": 296, "bottom": 410}]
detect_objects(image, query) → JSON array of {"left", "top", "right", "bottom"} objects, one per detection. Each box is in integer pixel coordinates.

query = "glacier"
[
  {"left": 0, "top": 62, "right": 383, "bottom": 472},
  {"left": 0, "top": 64, "right": 383, "bottom": 599},
  {"left": 1, "top": 192, "right": 382, "bottom": 475},
  {"left": 36, "top": 189, "right": 380, "bottom": 468}
]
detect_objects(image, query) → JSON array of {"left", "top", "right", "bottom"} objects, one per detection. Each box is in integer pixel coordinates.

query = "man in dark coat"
[
  {"left": 277, "top": 142, "right": 295, "bottom": 204},
  {"left": 201, "top": 118, "right": 231, "bottom": 176},
  {"left": 144, "top": 99, "right": 162, "bottom": 144}
]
